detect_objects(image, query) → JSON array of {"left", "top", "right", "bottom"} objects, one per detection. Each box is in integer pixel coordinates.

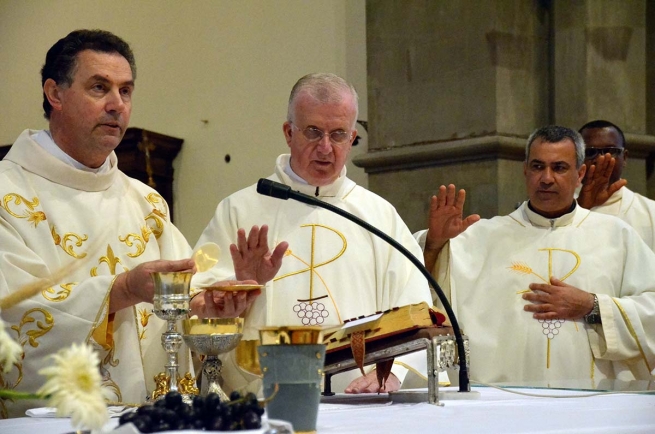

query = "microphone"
[{"left": 256, "top": 178, "right": 470, "bottom": 392}]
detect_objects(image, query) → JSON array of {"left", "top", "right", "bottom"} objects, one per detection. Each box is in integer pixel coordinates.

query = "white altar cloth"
[{"left": 1, "top": 386, "right": 653, "bottom": 433}]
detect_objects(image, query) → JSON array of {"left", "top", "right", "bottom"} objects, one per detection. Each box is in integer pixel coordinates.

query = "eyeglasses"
[
  {"left": 584, "top": 147, "right": 625, "bottom": 159},
  {"left": 291, "top": 123, "right": 353, "bottom": 145}
]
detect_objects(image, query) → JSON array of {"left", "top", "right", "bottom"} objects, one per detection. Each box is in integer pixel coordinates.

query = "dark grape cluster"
[{"left": 118, "top": 391, "right": 264, "bottom": 432}]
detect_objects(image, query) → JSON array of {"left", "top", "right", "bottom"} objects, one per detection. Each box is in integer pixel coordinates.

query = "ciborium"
[
  {"left": 182, "top": 317, "right": 244, "bottom": 402},
  {"left": 151, "top": 271, "right": 192, "bottom": 399}
]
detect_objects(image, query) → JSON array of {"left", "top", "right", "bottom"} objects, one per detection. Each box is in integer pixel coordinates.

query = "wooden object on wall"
[
  {"left": 0, "top": 127, "right": 184, "bottom": 221},
  {"left": 116, "top": 128, "right": 184, "bottom": 221}
]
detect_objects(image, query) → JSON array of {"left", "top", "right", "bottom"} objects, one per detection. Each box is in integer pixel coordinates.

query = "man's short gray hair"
[
  {"left": 526, "top": 125, "right": 586, "bottom": 168},
  {"left": 287, "top": 73, "right": 359, "bottom": 128}
]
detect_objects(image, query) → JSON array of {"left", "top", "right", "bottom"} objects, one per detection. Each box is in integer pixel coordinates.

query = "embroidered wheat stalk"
[
  {"left": 508, "top": 262, "right": 533, "bottom": 275},
  {"left": 507, "top": 261, "right": 547, "bottom": 285}
]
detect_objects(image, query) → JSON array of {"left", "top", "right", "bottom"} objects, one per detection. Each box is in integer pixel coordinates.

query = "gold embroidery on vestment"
[
  {"left": 119, "top": 232, "right": 148, "bottom": 258},
  {"left": 91, "top": 244, "right": 128, "bottom": 276},
  {"left": 138, "top": 308, "right": 153, "bottom": 341},
  {"left": 145, "top": 211, "right": 165, "bottom": 239},
  {"left": 50, "top": 225, "right": 88, "bottom": 258},
  {"left": 11, "top": 308, "right": 54, "bottom": 349},
  {"left": 42, "top": 282, "right": 77, "bottom": 302},
  {"left": 510, "top": 248, "right": 582, "bottom": 370},
  {"left": 612, "top": 298, "right": 652, "bottom": 373},
  {"left": 274, "top": 224, "right": 347, "bottom": 325},
  {"left": 1, "top": 194, "right": 46, "bottom": 227}
]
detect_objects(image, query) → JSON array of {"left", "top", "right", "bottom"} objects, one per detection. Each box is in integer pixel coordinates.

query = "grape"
[
  {"left": 242, "top": 410, "right": 261, "bottom": 430},
  {"left": 165, "top": 391, "right": 183, "bottom": 409},
  {"left": 124, "top": 390, "right": 262, "bottom": 432}
]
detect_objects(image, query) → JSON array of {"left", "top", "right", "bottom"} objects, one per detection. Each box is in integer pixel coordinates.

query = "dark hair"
[
  {"left": 578, "top": 120, "right": 626, "bottom": 148},
  {"left": 526, "top": 125, "right": 586, "bottom": 168},
  {"left": 41, "top": 29, "right": 136, "bottom": 119}
]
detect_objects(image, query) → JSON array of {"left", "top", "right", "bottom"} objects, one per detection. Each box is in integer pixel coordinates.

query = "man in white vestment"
[
  {"left": 417, "top": 125, "right": 655, "bottom": 384},
  {"left": 0, "top": 30, "right": 284, "bottom": 418},
  {"left": 576, "top": 120, "right": 655, "bottom": 251},
  {"left": 196, "top": 73, "right": 433, "bottom": 394}
]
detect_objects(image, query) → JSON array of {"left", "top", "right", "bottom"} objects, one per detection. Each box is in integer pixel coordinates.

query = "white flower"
[
  {"left": 0, "top": 316, "right": 23, "bottom": 373},
  {"left": 37, "top": 343, "right": 108, "bottom": 430}
]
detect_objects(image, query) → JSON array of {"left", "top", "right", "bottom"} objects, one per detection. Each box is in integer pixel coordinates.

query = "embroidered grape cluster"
[
  {"left": 538, "top": 319, "right": 564, "bottom": 339},
  {"left": 293, "top": 301, "right": 329, "bottom": 325},
  {"left": 117, "top": 390, "right": 263, "bottom": 432}
]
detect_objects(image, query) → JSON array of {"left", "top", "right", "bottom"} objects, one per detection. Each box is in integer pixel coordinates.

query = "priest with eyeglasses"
[
  {"left": 577, "top": 120, "right": 655, "bottom": 251},
  {"left": 195, "top": 73, "right": 432, "bottom": 396}
]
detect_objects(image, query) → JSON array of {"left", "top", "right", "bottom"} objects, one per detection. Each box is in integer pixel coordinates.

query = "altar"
[{"left": 2, "top": 385, "right": 654, "bottom": 434}]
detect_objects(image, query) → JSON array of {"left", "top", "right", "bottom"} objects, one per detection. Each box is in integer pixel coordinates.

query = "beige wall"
[{"left": 0, "top": 0, "right": 368, "bottom": 244}]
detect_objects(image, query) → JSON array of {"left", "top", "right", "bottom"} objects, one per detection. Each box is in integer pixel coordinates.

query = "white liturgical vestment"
[
  {"left": 418, "top": 202, "right": 655, "bottom": 385},
  {"left": 588, "top": 187, "right": 655, "bottom": 251},
  {"left": 196, "top": 154, "right": 432, "bottom": 391},
  {"left": 0, "top": 130, "right": 193, "bottom": 418}
]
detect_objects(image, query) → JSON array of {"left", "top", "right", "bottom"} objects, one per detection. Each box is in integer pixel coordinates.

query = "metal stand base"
[{"left": 323, "top": 327, "right": 470, "bottom": 406}]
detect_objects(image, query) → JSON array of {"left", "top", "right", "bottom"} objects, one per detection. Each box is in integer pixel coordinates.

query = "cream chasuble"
[
  {"left": 0, "top": 130, "right": 193, "bottom": 418},
  {"left": 418, "top": 201, "right": 655, "bottom": 385},
  {"left": 589, "top": 187, "right": 655, "bottom": 252},
  {"left": 195, "top": 154, "right": 432, "bottom": 392}
]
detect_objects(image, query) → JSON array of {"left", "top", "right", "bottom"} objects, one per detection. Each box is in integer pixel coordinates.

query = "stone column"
[{"left": 358, "top": 0, "right": 549, "bottom": 231}]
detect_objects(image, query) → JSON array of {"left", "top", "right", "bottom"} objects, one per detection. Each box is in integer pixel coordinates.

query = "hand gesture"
[
  {"left": 190, "top": 280, "right": 261, "bottom": 318},
  {"left": 344, "top": 371, "right": 400, "bottom": 394},
  {"left": 425, "top": 184, "right": 480, "bottom": 252},
  {"left": 522, "top": 277, "right": 594, "bottom": 320},
  {"left": 110, "top": 258, "right": 196, "bottom": 313},
  {"left": 578, "top": 154, "right": 627, "bottom": 209},
  {"left": 230, "top": 225, "right": 288, "bottom": 284}
]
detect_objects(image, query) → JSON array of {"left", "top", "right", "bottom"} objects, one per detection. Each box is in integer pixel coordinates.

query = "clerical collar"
[
  {"left": 32, "top": 130, "right": 111, "bottom": 174},
  {"left": 283, "top": 162, "right": 309, "bottom": 185},
  {"left": 276, "top": 154, "right": 346, "bottom": 198},
  {"left": 524, "top": 200, "right": 577, "bottom": 228}
]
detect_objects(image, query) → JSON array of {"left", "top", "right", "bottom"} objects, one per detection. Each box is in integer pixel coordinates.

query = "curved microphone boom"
[{"left": 256, "top": 178, "right": 470, "bottom": 392}]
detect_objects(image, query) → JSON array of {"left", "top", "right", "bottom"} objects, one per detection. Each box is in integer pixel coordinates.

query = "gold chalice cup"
[{"left": 182, "top": 317, "right": 244, "bottom": 402}]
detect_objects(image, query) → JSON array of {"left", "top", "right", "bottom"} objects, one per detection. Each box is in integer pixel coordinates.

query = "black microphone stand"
[{"left": 257, "top": 179, "right": 470, "bottom": 393}]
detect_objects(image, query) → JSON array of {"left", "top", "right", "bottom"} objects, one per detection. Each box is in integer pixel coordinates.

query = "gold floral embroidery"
[
  {"left": 145, "top": 193, "right": 167, "bottom": 217},
  {"left": 138, "top": 308, "right": 153, "bottom": 341},
  {"left": 0, "top": 194, "right": 46, "bottom": 227},
  {"left": 91, "top": 245, "right": 128, "bottom": 276},
  {"left": 145, "top": 211, "right": 165, "bottom": 239},
  {"left": 51, "top": 225, "right": 88, "bottom": 258},
  {"left": 11, "top": 308, "right": 54, "bottom": 349},
  {"left": 119, "top": 230, "right": 149, "bottom": 258},
  {"left": 42, "top": 282, "right": 77, "bottom": 302}
]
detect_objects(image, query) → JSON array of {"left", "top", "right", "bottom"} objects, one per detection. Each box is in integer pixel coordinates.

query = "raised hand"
[
  {"left": 230, "top": 225, "right": 288, "bottom": 285},
  {"left": 425, "top": 184, "right": 480, "bottom": 252},
  {"left": 578, "top": 154, "right": 627, "bottom": 209},
  {"left": 522, "top": 277, "right": 595, "bottom": 320}
]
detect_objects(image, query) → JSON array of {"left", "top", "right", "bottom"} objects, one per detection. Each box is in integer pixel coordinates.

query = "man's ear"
[
  {"left": 43, "top": 78, "right": 63, "bottom": 112},
  {"left": 283, "top": 121, "right": 293, "bottom": 147},
  {"left": 577, "top": 163, "right": 587, "bottom": 185}
]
